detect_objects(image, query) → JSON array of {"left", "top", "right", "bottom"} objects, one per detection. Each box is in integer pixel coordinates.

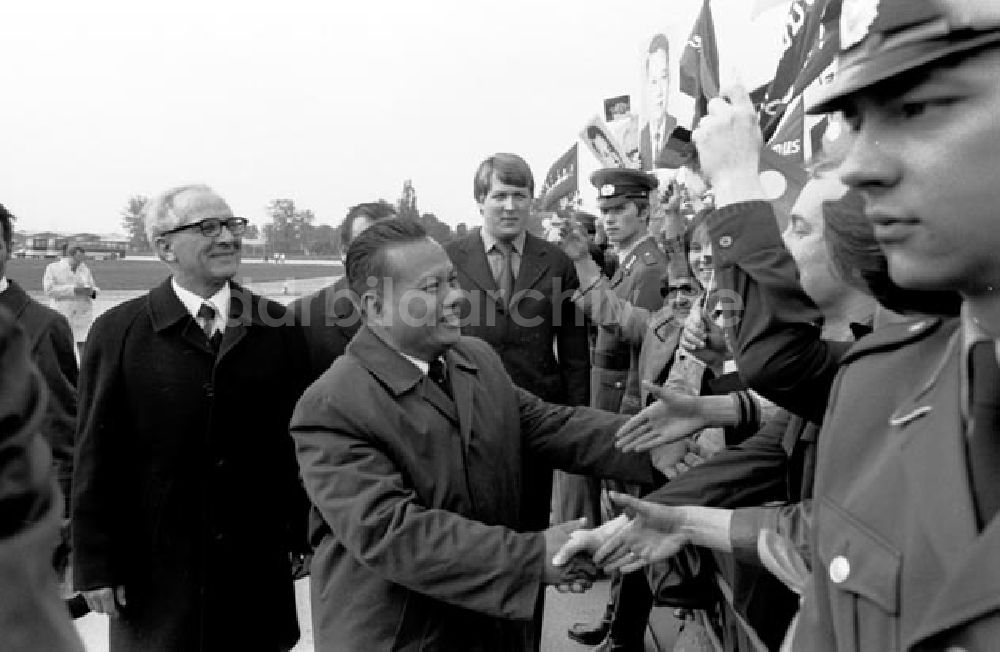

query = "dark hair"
[
  {"left": 63, "top": 242, "right": 85, "bottom": 256},
  {"left": 339, "top": 201, "right": 397, "bottom": 247},
  {"left": 473, "top": 153, "right": 534, "bottom": 203},
  {"left": 346, "top": 218, "right": 428, "bottom": 300},
  {"left": 646, "top": 33, "right": 670, "bottom": 69},
  {"left": 822, "top": 189, "right": 961, "bottom": 316},
  {"left": 0, "top": 203, "right": 13, "bottom": 249}
]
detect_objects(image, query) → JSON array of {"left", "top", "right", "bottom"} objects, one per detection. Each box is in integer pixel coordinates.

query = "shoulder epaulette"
[{"left": 840, "top": 316, "right": 951, "bottom": 365}]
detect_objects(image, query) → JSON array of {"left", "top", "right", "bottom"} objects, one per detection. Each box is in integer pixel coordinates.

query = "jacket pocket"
[{"left": 817, "top": 498, "right": 901, "bottom": 652}]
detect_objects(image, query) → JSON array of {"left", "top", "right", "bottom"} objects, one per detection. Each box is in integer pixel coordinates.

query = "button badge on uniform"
[
  {"left": 908, "top": 321, "right": 925, "bottom": 332},
  {"left": 718, "top": 235, "right": 733, "bottom": 248},
  {"left": 829, "top": 555, "right": 850, "bottom": 583}
]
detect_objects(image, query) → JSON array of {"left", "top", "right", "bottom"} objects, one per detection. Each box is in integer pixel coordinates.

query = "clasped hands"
[{"left": 551, "top": 495, "right": 693, "bottom": 576}]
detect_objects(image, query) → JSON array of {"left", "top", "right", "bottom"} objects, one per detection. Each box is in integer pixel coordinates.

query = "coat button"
[
  {"left": 614, "top": 381, "right": 623, "bottom": 389},
  {"left": 718, "top": 235, "right": 733, "bottom": 248},
  {"left": 203, "top": 382, "right": 214, "bottom": 397},
  {"left": 829, "top": 556, "right": 850, "bottom": 583}
]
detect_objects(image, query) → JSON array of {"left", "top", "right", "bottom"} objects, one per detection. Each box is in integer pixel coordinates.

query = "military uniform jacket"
[
  {"left": 290, "top": 328, "right": 660, "bottom": 651},
  {"left": 794, "top": 316, "right": 1000, "bottom": 651},
  {"left": 590, "top": 236, "right": 666, "bottom": 414}
]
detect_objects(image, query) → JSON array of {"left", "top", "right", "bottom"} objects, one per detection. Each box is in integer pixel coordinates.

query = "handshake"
[{"left": 545, "top": 494, "right": 696, "bottom": 593}]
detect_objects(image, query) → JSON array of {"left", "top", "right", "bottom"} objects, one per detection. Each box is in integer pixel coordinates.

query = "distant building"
[{"left": 14, "top": 231, "right": 129, "bottom": 260}]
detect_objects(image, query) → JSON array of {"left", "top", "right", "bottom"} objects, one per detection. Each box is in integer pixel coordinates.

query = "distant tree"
[
  {"left": 310, "top": 224, "right": 339, "bottom": 256},
  {"left": 396, "top": 180, "right": 420, "bottom": 222},
  {"left": 121, "top": 195, "right": 149, "bottom": 251},
  {"left": 263, "top": 198, "right": 315, "bottom": 255}
]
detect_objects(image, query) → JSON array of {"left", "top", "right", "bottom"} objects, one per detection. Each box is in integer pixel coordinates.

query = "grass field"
[{"left": 7, "top": 258, "right": 343, "bottom": 293}]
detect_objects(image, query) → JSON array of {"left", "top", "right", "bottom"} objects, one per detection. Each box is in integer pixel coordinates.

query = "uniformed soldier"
[
  {"left": 564, "top": 168, "right": 667, "bottom": 649},
  {"left": 789, "top": 0, "right": 1000, "bottom": 649},
  {"left": 588, "top": 168, "right": 668, "bottom": 414}
]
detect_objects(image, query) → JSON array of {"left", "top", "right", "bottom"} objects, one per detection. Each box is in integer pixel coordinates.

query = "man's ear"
[
  {"left": 359, "top": 290, "right": 382, "bottom": 322},
  {"left": 153, "top": 236, "right": 176, "bottom": 263}
]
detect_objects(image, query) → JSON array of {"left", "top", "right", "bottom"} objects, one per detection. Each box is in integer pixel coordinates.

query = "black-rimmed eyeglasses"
[{"left": 160, "top": 217, "right": 249, "bottom": 238}]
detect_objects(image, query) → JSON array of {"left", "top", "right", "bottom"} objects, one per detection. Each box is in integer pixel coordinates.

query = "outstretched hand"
[
  {"left": 615, "top": 382, "right": 709, "bottom": 452},
  {"left": 593, "top": 493, "right": 691, "bottom": 573},
  {"left": 543, "top": 518, "right": 599, "bottom": 593}
]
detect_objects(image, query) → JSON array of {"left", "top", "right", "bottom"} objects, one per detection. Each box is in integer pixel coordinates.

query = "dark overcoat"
[
  {"left": 287, "top": 275, "right": 361, "bottom": 383},
  {"left": 291, "top": 328, "right": 659, "bottom": 651},
  {"left": 0, "top": 278, "right": 77, "bottom": 497},
  {"left": 0, "top": 308, "right": 84, "bottom": 652},
  {"left": 794, "top": 317, "right": 1000, "bottom": 651},
  {"left": 72, "top": 280, "right": 310, "bottom": 652},
  {"left": 444, "top": 229, "right": 590, "bottom": 530}
]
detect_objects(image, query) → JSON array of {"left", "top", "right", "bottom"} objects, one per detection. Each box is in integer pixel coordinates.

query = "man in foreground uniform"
[{"left": 791, "top": 1, "right": 1000, "bottom": 649}]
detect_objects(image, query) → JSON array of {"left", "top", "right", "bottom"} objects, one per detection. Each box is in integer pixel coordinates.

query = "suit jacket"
[
  {"left": 291, "top": 327, "right": 660, "bottom": 651},
  {"left": 287, "top": 275, "right": 361, "bottom": 382},
  {"left": 0, "top": 279, "right": 77, "bottom": 499},
  {"left": 639, "top": 117, "right": 690, "bottom": 170},
  {"left": 0, "top": 308, "right": 84, "bottom": 652},
  {"left": 445, "top": 229, "right": 590, "bottom": 529},
  {"left": 72, "top": 280, "right": 310, "bottom": 652},
  {"left": 709, "top": 200, "right": 852, "bottom": 424},
  {"left": 793, "top": 316, "right": 1000, "bottom": 651}
]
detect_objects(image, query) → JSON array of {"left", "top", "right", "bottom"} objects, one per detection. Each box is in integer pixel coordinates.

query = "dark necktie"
[
  {"left": 427, "top": 358, "right": 451, "bottom": 399},
  {"left": 197, "top": 303, "right": 223, "bottom": 352},
  {"left": 496, "top": 241, "right": 515, "bottom": 309},
  {"left": 968, "top": 340, "right": 1000, "bottom": 529}
]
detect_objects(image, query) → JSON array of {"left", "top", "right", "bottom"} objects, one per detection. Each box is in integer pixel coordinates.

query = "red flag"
[
  {"left": 759, "top": 0, "right": 842, "bottom": 141},
  {"left": 679, "top": 0, "right": 720, "bottom": 127},
  {"left": 538, "top": 144, "right": 579, "bottom": 212}
]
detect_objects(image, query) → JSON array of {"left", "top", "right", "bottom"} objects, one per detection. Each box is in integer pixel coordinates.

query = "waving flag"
[
  {"left": 538, "top": 144, "right": 579, "bottom": 211},
  {"left": 679, "top": 0, "right": 720, "bottom": 127}
]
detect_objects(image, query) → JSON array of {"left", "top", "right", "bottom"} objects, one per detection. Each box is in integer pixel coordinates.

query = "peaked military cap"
[
  {"left": 590, "top": 168, "right": 658, "bottom": 209},
  {"left": 808, "top": 0, "right": 1000, "bottom": 115}
]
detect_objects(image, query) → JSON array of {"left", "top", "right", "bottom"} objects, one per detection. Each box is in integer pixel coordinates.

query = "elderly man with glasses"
[{"left": 71, "top": 184, "right": 311, "bottom": 652}]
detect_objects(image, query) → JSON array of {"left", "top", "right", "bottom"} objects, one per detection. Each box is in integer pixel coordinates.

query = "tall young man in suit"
[{"left": 444, "top": 153, "right": 590, "bottom": 534}]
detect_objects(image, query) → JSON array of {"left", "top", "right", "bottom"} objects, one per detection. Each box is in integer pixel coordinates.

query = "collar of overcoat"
[
  {"left": 147, "top": 278, "right": 261, "bottom": 360},
  {"left": 453, "top": 229, "right": 553, "bottom": 312},
  {"left": 346, "top": 325, "right": 480, "bottom": 447},
  {"left": 0, "top": 279, "right": 31, "bottom": 318}
]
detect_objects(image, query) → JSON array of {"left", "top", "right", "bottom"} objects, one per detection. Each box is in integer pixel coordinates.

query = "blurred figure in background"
[{"left": 44, "top": 242, "right": 99, "bottom": 358}]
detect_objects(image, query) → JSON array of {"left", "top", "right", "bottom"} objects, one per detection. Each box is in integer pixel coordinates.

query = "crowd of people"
[{"left": 1, "top": 1, "right": 999, "bottom": 650}]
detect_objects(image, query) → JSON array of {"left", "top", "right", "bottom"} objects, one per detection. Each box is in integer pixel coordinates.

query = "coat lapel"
[
  {"left": 893, "top": 330, "right": 978, "bottom": 568},
  {"left": 217, "top": 283, "right": 253, "bottom": 361},
  {"left": 447, "top": 347, "right": 478, "bottom": 452},
  {"left": 897, "top": 331, "right": 1000, "bottom": 646},
  {"left": 148, "top": 279, "right": 216, "bottom": 356},
  {"left": 455, "top": 231, "right": 500, "bottom": 295},
  {"left": 511, "top": 234, "right": 550, "bottom": 300}
]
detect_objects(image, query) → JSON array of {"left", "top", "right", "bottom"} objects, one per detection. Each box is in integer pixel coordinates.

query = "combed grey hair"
[{"left": 144, "top": 183, "right": 216, "bottom": 245}]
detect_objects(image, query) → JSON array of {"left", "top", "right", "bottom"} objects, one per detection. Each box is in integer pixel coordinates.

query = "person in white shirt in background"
[{"left": 43, "top": 243, "right": 99, "bottom": 358}]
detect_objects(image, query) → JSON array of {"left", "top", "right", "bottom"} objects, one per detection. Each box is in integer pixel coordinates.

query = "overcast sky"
[{"left": 1, "top": 0, "right": 787, "bottom": 235}]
